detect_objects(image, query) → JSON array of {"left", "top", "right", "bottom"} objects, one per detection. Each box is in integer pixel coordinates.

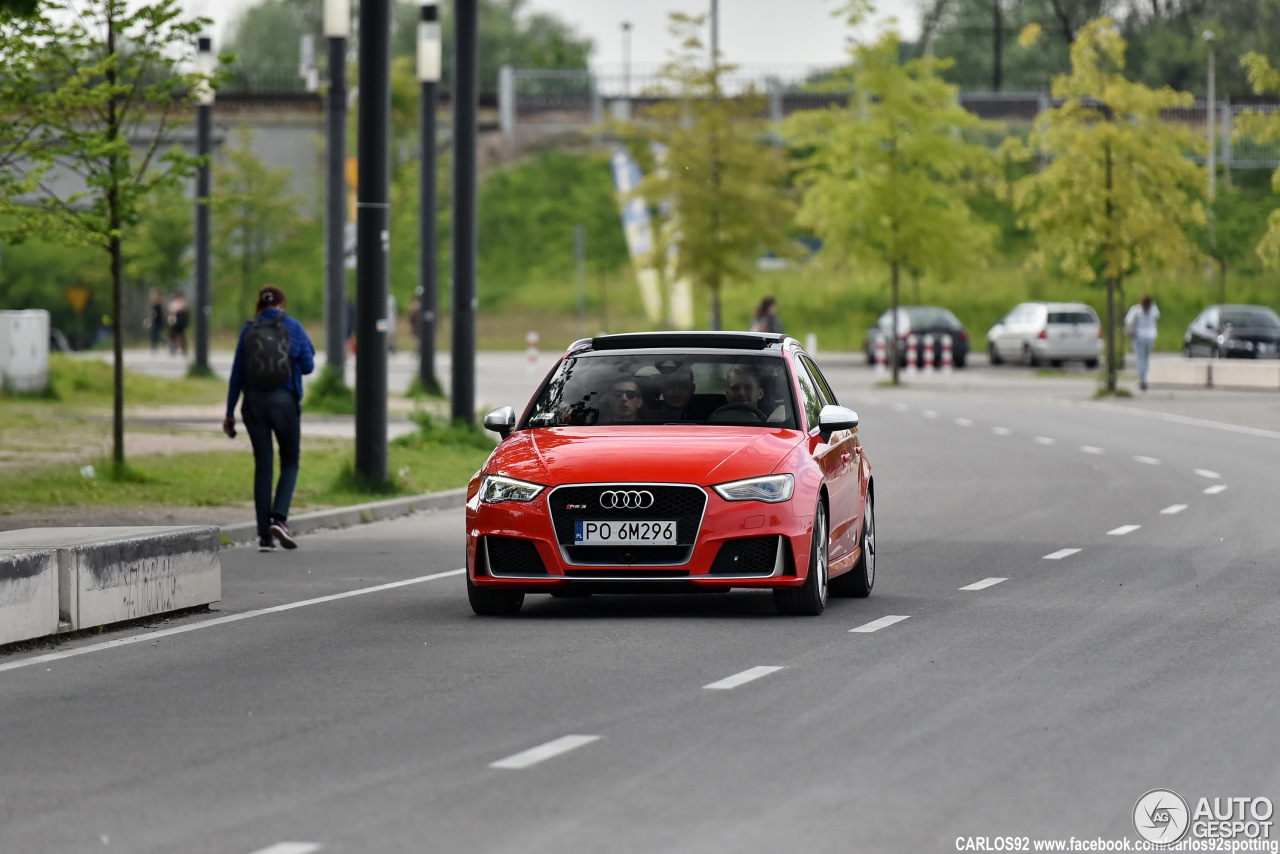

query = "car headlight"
[
  {"left": 479, "top": 474, "right": 545, "bottom": 504},
  {"left": 713, "top": 474, "right": 794, "bottom": 503}
]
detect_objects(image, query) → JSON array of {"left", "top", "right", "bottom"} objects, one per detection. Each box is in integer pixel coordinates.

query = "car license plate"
[{"left": 575, "top": 520, "right": 677, "bottom": 545}]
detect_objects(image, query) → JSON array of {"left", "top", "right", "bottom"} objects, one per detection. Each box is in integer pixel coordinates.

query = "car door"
[
  {"left": 796, "top": 355, "right": 860, "bottom": 565},
  {"left": 994, "top": 305, "right": 1029, "bottom": 361}
]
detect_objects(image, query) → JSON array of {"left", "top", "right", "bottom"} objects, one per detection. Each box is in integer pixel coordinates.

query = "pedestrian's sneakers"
[
  {"left": 270, "top": 519, "right": 298, "bottom": 550},
  {"left": 258, "top": 536, "right": 277, "bottom": 552}
]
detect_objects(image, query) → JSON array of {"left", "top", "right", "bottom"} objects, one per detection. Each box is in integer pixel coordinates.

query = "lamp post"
[
  {"left": 417, "top": 0, "right": 442, "bottom": 395},
  {"left": 1204, "top": 30, "right": 1216, "bottom": 205},
  {"left": 324, "top": 0, "right": 350, "bottom": 378},
  {"left": 193, "top": 35, "right": 215, "bottom": 374},
  {"left": 452, "top": 0, "right": 478, "bottom": 423},
  {"left": 621, "top": 21, "right": 631, "bottom": 119}
]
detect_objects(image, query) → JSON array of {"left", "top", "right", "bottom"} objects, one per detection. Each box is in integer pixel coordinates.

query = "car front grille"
[
  {"left": 709, "top": 536, "right": 782, "bottom": 575},
  {"left": 548, "top": 483, "right": 707, "bottom": 566}
]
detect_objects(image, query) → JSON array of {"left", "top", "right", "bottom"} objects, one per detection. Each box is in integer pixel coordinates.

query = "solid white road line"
[
  {"left": 1108, "top": 525, "right": 1141, "bottom": 536},
  {"left": 0, "top": 569, "right": 467, "bottom": 675},
  {"left": 955, "top": 417, "right": 974, "bottom": 427},
  {"left": 959, "top": 577, "right": 1007, "bottom": 591},
  {"left": 850, "top": 615, "right": 910, "bottom": 633},
  {"left": 1034, "top": 436, "right": 1057, "bottom": 445},
  {"left": 1080, "top": 445, "right": 1105, "bottom": 455},
  {"left": 1204, "top": 484, "right": 1228, "bottom": 495},
  {"left": 490, "top": 735, "right": 600, "bottom": 770},
  {"left": 1043, "top": 548, "right": 1082, "bottom": 560},
  {"left": 1089, "top": 402, "right": 1280, "bottom": 440},
  {"left": 248, "top": 844, "right": 322, "bottom": 854},
  {"left": 923, "top": 409, "right": 938, "bottom": 419},
  {"left": 1134, "top": 456, "right": 1161, "bottom": 465},
  {"left": 1194, "top": 469, "right": 1222, "bottom": 480},
  {"left": 703, "top": 666, "right": 786, "bottom": 690},
  {"left": 1160, "top": 504, "right": 1188, "bottom": 515},
  {"left": 992, "top": 426, "right": 1012, "bottom": 436}
]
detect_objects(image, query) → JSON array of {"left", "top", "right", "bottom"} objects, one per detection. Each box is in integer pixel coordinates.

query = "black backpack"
[{"left": 243, "top": 316, "right": 293, "bottom": 391}]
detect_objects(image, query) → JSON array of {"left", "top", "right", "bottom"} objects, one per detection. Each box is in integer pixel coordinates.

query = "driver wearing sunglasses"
[{"left": 600, "top": 378, "right": 646, "bottom": 423}]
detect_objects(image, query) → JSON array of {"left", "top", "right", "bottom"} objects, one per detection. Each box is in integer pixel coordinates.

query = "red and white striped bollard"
[{"left": 941, "top": 334, "right": 954, "bottom": 374}]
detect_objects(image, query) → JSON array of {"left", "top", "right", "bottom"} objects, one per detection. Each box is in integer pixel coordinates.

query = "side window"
[
  {"left": 793, "top": 358, "right": 825, "bottom": 430},
  {"left": 800, "top": 355, "right": 838, "bottom": 407}
]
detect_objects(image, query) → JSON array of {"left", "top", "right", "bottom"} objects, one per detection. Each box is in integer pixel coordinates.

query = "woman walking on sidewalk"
[{"left": 222, "top": 285, "right": 316, "bottom": 552}]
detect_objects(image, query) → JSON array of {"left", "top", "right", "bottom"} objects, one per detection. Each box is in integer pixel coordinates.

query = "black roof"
[{"left": 571, "top": 331, "right": 791, "bottom": 354}]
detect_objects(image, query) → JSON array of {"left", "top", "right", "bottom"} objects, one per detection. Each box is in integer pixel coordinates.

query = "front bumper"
[{"left": 467, "top": 485, "right": 814, "bottom": 591}]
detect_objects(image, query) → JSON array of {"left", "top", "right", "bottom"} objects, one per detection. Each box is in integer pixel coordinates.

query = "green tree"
[
  {"left": 611, "top": 12, "right": 798, "bottom": 330},
  {"left": 1011, "top": 19, "right": 1206, "bottom": 393},
  {"left": 0, "top": 0, "right": 214, "bottom": 469},
  {"left": 211, "top": 128, "right": 310, "bottom": 326},
  {"left": 785, "top": 21, "right": 999, "bottom": 384},
  {"left": 126, "top": 174, "right": 192, "bottom": 297},
  {"left": 0, "top": 0, "right": 36, "bottom": 16},
  {"left": 1237, "top": 48, "right": 1280, "bottom": 271}
]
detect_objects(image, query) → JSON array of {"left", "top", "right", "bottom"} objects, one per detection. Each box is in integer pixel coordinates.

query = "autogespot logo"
[
  {"left": 598, "top": 490, "right": 655, "bottom": 509},
  {"left": 1134, "top": 789, "right": 1191, "bottom": 844}
]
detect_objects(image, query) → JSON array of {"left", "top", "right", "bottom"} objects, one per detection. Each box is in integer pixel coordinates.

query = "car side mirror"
[
  {"left": 483, "top": 406, "right": 516, "bottom": 439},
  {"left": 817, "top": 404, "right": 859, "bottom": 443}
]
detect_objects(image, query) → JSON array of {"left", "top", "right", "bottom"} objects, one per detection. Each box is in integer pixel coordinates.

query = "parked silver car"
[{"left": 986, "top": 302, "right": 1102, "bottom": 368}]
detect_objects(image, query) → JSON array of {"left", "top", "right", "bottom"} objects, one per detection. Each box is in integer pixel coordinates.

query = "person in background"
[
  {"left": 1124, "top": 293, "right": 1160, "bottom": 391},
  {"left": 146, "top": 288, "right": 165, "bottom": 352},
  {"left": 223, "top": 285, "right": 317, "bottom": 553},
  {"left": 749, "top": 295, "right": 784, "bottom": 334},
  {"left": 167, "top": 290, "right": 189, "bottom": 357}
]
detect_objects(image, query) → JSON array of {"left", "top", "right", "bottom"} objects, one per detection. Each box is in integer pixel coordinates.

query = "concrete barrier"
[
  {"left": 0, "top": 526, "right": 220, "bottom": 638},
  {"left": 1149, "top": 360, "right": 1210, "bottom": 388},
  {"left": 0, "top": 549, "right": 60, "bottom": 646},
  {"left": 1210, "top": 360, "right": 1280, "bottom": 391}
]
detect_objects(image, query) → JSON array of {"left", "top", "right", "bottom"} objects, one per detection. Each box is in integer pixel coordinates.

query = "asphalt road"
[{"left": 4, "top": 358, "right": 1279, "bottom": 853}]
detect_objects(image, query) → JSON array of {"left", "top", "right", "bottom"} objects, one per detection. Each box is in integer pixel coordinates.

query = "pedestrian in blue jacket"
[{"left": 223, "top": 285, "right": 316, "bottom": 552}]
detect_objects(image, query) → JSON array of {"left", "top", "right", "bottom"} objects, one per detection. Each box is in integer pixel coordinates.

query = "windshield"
[
  {"left": 523, "top": 353, "right": 798, "bottom": 429},
  {"left": 1221, "top": 308, "right": 1280, "bottom": 329}
]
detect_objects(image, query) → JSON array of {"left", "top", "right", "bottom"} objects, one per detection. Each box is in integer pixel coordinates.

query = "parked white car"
[{"left": 986, "top": 302, "right": 1103, "bottom": 368}]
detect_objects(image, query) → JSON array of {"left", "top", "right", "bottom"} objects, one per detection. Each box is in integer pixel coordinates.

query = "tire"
[
  {"left": 1084, "top": 359, "right": 1099, "bottom": 369},
  {"left": 467, "top": 576, "right": 524, "bottom": 616},
  {"left": 1049, "top": 359, "right": 1063, "bottom": 368},
  {"left": 987, "top": 343, "right": 1003, "bottom": 366},
  {"left": 954, "top": 353, "right": 967, "bottom": 369},
  {"left": 1023, "top": 344, "right": 1039, "bottom": 367},
  {"left": 774, "top": 503, "right": 829, "bottom": 616},
  {"left": 1182, "top": 343, "right": 1192, "bottom": 358},
  {"left": 831, "top": 492, "right": 874, "bottom": 598}
]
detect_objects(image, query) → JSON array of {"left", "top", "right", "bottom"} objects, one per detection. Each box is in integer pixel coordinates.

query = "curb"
[{"left": 218, "top": 487, "right": 469, "bottom": 546}]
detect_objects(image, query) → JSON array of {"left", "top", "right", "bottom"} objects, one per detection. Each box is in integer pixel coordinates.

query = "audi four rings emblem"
[{"left": 599, "top": 490, "right": 655, "bottom": 509}]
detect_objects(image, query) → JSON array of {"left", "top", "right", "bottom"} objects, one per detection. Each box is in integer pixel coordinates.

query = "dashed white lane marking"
[
  {"left": 248, "top": 844, "right": 322, "bottom": 854},
  {"left": 1204, "top": 484, "right": 1228, "bottom": 495},
  {"left": 1108, "top": 525, "right": 1141, "bottom": 536},
  {"left": 955, "top": 417, "right": 973, "bottom": 427},
  {"left": 959, "top": 577, "right": 1007, "bottom": 591},
  {"left": 923, "top": 409, "right": 938, "bottom": 419},
  {"left": 1043, "top": 548, "right": 1081, "bottom": 560},
  {"left": 490, "top": 735, "right": 600, "bottom": 769},
  {"left": 0, "top": 569, "right": 467, "bottom": 675},
  {"left": 850, "top": 615, "right": 911, "bottom": 633},
  {"left": 1081, "top": 445, "right": 1105, "bottom": 455},
  {"left": 892, "top": 402, "right": 909, "bottom": 412},
  {"left": 1133, "top": 456, "right": 1161, "bottom": 465},
  {"left": 1160, "top": 504, "right": 1188, "bottom": 515},
  {"left": 1194, "top": 469, "right": 1222, "bottom": 480},
  {"left": 992, "top": 426, "right": 1012, "bottom": 436},
  {"left": 704, "top": 666, "right": 786, "bottom": 690},
  {"left": 1034, "top": 436, "right": 1057, "bottom": 445}
]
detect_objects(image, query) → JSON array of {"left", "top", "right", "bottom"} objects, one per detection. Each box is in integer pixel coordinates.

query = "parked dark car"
[
  {"left": 1182, "top": 304, "right": 1280, "bottom": 359},
  {"left": 864, "top": 306, "right": 969, "bottom": 368}
]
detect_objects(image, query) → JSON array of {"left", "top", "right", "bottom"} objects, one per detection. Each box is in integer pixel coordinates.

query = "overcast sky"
[{"left": 197, "top": 0, "right": 924, "bottom": 71}]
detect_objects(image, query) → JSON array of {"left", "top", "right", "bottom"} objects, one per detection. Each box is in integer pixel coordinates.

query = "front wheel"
[
  {"left": 467, "top": 576, "right": 524, "bottom": 616},
  {"left": 987, "top": 343, "right": 1003, "bottom": 365},
  {"left": 832, "top": 493, "right": 874, "bottom": 598},
  {"left": 1084, "top": 358, "right": 1099, "bottom": 369},
  {"left": 775, "top": 504, "right": 829, "bottom": 616}
]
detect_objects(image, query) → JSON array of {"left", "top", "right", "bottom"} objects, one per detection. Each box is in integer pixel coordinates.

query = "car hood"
[
  {"left": 1226, "top": 327, "right": 1280, "bottom": 342},
  {"left": 484, "top": 427, "right": 806, "bottom": 486}
]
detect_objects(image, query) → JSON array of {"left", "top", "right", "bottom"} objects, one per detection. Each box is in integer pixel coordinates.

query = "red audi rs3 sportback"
[{"left": 466, "top": 331, "right": 875, "bottom": 616}]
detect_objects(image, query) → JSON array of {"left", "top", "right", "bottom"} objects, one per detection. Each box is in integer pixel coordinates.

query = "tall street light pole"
[
  {"left": 417, "top": 0, "right": 442, "bottom": 395},
  {"left": 1205, "top": 29, "right": 1220, "bottom": 300},
  {"left": 324, "top": 0, "right": 349, "bottom": 379},
  {"left": 193, "top": 36, "right": 215, "bottom": 375},
  {"left": 355, "top": 0, "right": 391, "bottom": 484},
  {"left": 621, "top": 21, "right": 631, "bottom": 119},
  {"left": 452, "top": 0, "right": 479, "bottom": 423}
]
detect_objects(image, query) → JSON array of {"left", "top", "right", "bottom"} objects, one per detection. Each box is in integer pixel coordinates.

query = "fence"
[{"left": 499, "top": 66, "right": 1280, "bottom": 169}]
